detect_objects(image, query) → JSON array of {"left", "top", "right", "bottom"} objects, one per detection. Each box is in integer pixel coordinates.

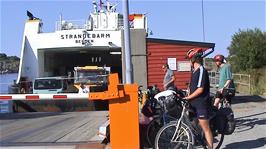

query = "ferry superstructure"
[{"left": 17, "top": 0, "right": 148, "bottom": 87}]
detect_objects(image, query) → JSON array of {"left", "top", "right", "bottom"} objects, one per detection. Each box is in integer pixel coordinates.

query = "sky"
[{"left": 0, "top": 0, "right": 265, "bottom": 58}]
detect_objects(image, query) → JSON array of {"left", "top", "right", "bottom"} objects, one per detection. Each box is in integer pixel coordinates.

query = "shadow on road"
[
  {"left": 235, "top": 112, "right": 266, "bottom": 133},
  {"left": 222, "top": 137, "right": 266, "bottom": 149},
  {"left": 232, "top": 95, "right": 266, "bottom": 104}
]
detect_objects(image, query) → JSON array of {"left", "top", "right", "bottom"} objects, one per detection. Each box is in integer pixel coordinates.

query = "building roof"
[{"left": 147, "top": 38, "right": 215, "bottom": 48}]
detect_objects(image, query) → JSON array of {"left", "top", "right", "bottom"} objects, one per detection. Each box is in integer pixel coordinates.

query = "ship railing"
[{"left": 56, "top": 19, "right": 88, "bottom": 31}]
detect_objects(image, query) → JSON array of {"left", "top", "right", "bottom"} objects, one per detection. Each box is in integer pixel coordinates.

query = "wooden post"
[{"left": 249, "top": 75, "right": 251, "bottom": 94}]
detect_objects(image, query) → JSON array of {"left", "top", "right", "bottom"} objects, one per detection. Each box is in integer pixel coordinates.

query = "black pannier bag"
[
  {"left": 222, "top": 80, "right": 236, "bottom": 98},
  {"left": 158, "top": 94, "right": 182, "bottom": 118},
  {"left": 141, "top": 97, "right": 157, "bottom": 117},
  {"left": 215, "top": 107, "right": 236, "bottom": 135},
  {"left": 222, "top": 88, "right": 235, "bottom": 98}
]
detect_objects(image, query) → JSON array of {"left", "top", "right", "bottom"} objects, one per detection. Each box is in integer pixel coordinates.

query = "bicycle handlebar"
[{"left": 176, "top": 96, "right": 189, "bottom": 107}]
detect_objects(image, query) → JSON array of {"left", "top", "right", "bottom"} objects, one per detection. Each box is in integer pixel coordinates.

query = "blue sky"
[{"left": 0, "top": 0, "right": 265, "bottom": 58}]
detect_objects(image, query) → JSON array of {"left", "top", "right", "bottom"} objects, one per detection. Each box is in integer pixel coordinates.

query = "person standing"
[
  {"left": 213, "top": 54, "right": 235, "bottom": 107},
  {"left": 78, "top": 83, "right": 90, "bottom": 94},
  {"left": 183, "top": 48, "right": 213, "bottom": 149},
  {"left": 162, "top": 63, "right": 176, "bottom": 91}
]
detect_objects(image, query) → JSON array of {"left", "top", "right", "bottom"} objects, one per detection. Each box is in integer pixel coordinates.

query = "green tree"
[
  {"left": 0, "top": 53, "right": 7, "bottom": 59},
  {"left": 228, "top": 28, "right": 266, "bottom": 72},
  {"left": 9, "top": 56, "right": 20, "bottom": 61}
]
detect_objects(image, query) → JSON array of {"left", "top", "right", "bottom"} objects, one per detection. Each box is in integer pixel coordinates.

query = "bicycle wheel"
[
  {"left": 146, "top": 118, "right": 163, "bottom": 147},
  {"left": 155, "top": 121, "right": 194, "bottom": 149}
]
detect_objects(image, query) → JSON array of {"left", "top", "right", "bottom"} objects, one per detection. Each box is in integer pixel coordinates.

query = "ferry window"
[
  {"left": 98, "top": 57, "right": 100, "bottom": 62},
  {"left": 91, "top": 56, "right": 102, "bottom": 63}
]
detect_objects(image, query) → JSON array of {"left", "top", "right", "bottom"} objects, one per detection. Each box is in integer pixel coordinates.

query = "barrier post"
[
  {"left": 89, "top": 73, "right": 140, "bottom": 148},
  {"left": 109, "top": 84, "right": 139, "bottom": 148}
]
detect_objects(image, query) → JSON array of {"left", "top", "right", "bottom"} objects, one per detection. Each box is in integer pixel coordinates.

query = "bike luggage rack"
[{"left": 0, "top": 73, "right": 140, "bottom": 148}]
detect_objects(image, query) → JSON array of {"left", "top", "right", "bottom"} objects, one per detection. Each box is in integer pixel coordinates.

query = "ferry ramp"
[{"left": 0, "top": 111, "right": 108, "bottom": 148}]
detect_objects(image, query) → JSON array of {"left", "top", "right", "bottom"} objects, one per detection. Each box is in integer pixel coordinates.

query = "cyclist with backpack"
[
  {"left": 183, "top": 48, "right": 213, "bottom": 149},
  {"left": 213, "top": 54, "right": 235, "bottom": 107}
]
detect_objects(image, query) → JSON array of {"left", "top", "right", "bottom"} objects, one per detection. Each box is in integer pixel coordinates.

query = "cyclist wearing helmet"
[
  {"left": 213, "top": 54, "right": 235, "bottom": 107},
  {"left": 183, "top": 48, "right": 213, "bottom": 149}
]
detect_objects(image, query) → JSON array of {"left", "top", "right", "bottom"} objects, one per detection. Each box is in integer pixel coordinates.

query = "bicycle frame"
[
  {"left": 170, "top": 98, "right": 219, "bottom": 148},
  {"left": 170, "top": 101, "right": 187, "bottom": 142}
]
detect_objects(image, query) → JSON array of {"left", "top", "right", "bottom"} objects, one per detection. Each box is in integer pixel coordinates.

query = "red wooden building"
[{"left": 146, "top": 38, "right": 215, "bottom": 90}]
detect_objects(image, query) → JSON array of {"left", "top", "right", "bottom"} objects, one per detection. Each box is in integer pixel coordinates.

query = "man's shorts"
[
  {"left": 190, "top": 105, "right": 210, "bottom": 120},
  {"left": 195, "top": 108, "right": 209, "bottom": 119}
]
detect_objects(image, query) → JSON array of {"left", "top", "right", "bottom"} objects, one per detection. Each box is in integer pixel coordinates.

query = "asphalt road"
[
  {"left": 220, "top": 95, "right": 266, "bottom": 149},
  {"left": 0, "top": 111, "right": 108, "bottom": 148},
  {"left": 0, "top": 95, "right": 265, "bottom": 149}
]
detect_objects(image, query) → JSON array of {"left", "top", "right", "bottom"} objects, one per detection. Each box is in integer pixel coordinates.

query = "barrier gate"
[{"left": 0, "top": 73, "right": 140, "bottom": 148}]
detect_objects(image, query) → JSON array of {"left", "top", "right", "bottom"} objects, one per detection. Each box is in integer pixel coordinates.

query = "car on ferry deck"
[{"left": 33, "top": 77, "right": 68, "bottom": 94}]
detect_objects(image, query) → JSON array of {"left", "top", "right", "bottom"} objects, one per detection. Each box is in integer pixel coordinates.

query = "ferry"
[
  {"left": 2, "top": 0, "right": 215, "bottom": 113},
  {"left": 16, "top": 0, "right": 148, "bottom": 93}
]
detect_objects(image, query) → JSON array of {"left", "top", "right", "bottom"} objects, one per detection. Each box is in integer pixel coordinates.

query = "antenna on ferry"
[
  {"left": 106, "top": 0, "right": 117, "bottom": 12},
  {"left": 99, "top": 0, "right": 103, "bottom": 11},
  {"left": 106, "top": 0, "right": 110, "bottom": 12},
  {"left": 59, "top": 13, "right": 62, "bottom": 30},
  {"left": 93, "top": 0, "right": 97, "bottom": 13},
  {"left": 110, "top": 3, "right": 117, "bottom": 12}
]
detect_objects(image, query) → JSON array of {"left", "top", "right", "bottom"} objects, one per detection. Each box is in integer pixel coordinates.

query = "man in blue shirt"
[{"left": 183, "top": 48, "right": 213, "bottom": 149}]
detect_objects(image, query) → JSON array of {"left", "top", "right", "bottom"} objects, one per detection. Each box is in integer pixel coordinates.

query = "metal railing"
[
  {"left": 208, "top": 71, "right": 251, "bottom": 94},
  {"left": 55, "top": 20, "right": 87, "bottom": 31},
  {"left": 209, "top": 71, "right": 219, "bottom": 87}
]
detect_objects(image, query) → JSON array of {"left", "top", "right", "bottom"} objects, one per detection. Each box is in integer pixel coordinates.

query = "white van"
[{"left": 33, "top": 77, "right": 68, "bottom": 94}]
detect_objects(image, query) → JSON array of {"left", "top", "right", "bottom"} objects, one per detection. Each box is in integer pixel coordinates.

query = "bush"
[
  {"left": 228, "top": 28, "right": 266, "bottom": 72},
  {"left": 249, "top": 67, "right": 266, "bottom": 95}
]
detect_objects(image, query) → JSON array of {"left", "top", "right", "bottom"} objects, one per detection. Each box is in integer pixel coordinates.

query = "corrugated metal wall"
[{"left": 146, "top": 38, "right": 214, "bottom": 90}]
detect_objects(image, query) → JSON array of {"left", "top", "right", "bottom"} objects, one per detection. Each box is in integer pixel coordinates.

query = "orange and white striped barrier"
[{"left": 0, "top": 93, "right": 89, "bottom": 100}]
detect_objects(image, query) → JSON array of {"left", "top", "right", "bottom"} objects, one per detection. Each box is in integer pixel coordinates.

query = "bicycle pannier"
[
  {"left": 222, "top": 88, "right": 235, "bottom": 98},
  {"left": 154, "top": 90, "right": 182, "bottom": 118},
  {"left": 222, "top": 80, "right": 235, "bottom": 98},
  {"left": 141, "top": 98, "right": 157, "bottom": 117},
  {"left": 159, "top": 95, "right": 182, "bottom": 118},
  {"left": 215, "top": 107, "right": 236, "bottom": 135}
]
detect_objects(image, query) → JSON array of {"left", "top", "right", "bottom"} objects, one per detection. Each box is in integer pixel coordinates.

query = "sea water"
[{"left": 0, "top": 73, "right": 18, "bottom": 94}]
